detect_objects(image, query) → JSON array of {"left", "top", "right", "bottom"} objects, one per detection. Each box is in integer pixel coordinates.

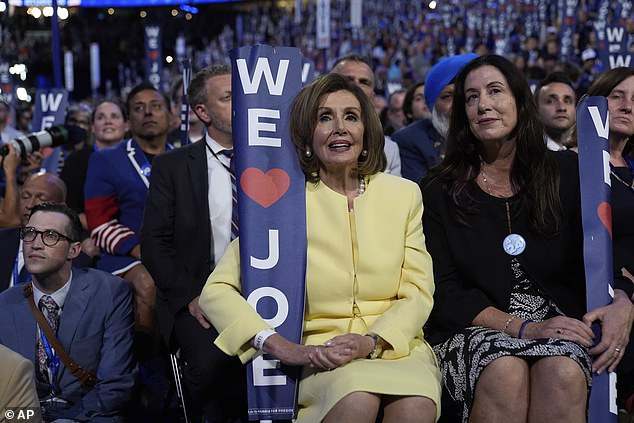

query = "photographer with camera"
[{"left": 1, "top": 123, "right": 88, "bottom": 185}]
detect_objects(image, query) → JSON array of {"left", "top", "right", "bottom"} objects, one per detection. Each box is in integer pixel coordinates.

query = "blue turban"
[{"left": 424, "top": 53, "right": 478, "bottom": 110}]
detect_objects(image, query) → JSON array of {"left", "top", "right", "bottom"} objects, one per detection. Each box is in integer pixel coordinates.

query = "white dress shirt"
[
  {"left": 32, "top": 271, "right": 73, "bottom": 316},
  {"left": 384, "top": 136, "right": 402, "bottom": 177},
  {"left": 546, "top": 136, "right": 567, "bottom": 151},
  {"left": 205, "top": 134, "right": 233, "bottom": 265}
]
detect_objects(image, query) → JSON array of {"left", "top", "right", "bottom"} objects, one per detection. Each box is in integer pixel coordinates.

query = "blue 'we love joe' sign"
[
  {"left": 231, "top": 45, "right": 307, "bottom": 421},
  {"left": 577, "top": 96, "right": 617, "bottom": 423}
]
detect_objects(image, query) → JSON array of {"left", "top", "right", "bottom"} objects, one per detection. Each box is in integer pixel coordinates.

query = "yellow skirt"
[{"left": 296, "top": 339, "right": 442, "bottom": 422}]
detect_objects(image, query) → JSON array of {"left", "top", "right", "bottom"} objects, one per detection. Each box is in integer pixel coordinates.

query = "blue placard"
[
  {"left": 231, "top": 45, "right": 306, "bottom": 421},
  {"left": 32, "top": 89, "right": 69, "bottom": 175},
  {"left": 577, "top": 96, "right": 618, "bottom": 423},
  {"left": 32, "top": 89, "right": 68, "bottom": 132},
  {"left": 595, "top": 0, "right": 633, "bottom": 69},
  {"left": 180, "top": 60, "right": 192, "bottom": 146},
  {"left": 604, "top": 0, "right": 633, "bottom": 69},
  {"left": 32, "top": 89, "right": 68, "bottom": 175},
  {"left": 144, "top": 24, "right": 162, "bottom": 90},
  {"left": 559, "top": 0, "right": 577, "bottom": 61},
  {"left": 301, "top": 57, "right": 315, "bottom": 86},
  {"left": 0, "top": 62, "right": 15, "bottom": 108},
  {"left": 594, "top": 0, "right": 610, "bottom": 68}
]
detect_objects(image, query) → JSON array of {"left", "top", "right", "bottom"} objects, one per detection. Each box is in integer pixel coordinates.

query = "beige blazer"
[{"left": 0, "top": 344, "right": 39, "bottom": 410}]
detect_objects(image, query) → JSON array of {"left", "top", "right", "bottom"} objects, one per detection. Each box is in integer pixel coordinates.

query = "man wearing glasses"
[
  {"left": 0, "top": 202, "right": 136, "bottom": 421},
  {"left": 0, "top": 172, "right": 67, "bottom": 291}
]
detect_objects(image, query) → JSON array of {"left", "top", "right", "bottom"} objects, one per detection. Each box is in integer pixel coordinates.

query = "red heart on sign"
[
  {"left": 148, "top": 51, "right": 159, "bottom": 61},
  {"left": 597, "top": 202, "right": 612, "bottom": 239},
  {"left": 240, "top": 168, "right": 290, "bottom": 208}
]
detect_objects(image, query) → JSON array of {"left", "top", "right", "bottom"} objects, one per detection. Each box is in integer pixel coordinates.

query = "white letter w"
[{"left": 236, "top": 58, "right": 289, "bottom": 96}]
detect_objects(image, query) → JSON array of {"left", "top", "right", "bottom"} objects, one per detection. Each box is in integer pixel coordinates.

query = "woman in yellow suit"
[{"left": 199, "top": 73, "right": 441, "bottom": 423}]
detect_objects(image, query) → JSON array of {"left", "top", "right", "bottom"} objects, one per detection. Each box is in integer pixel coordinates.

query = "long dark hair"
[{"left": 428, "top": 55, "right": 561, "bottom": 236}]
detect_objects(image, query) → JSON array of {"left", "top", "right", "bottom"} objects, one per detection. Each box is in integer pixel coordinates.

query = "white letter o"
[{"left": 246, "top": 287, "right": 289, "bottom": 328}]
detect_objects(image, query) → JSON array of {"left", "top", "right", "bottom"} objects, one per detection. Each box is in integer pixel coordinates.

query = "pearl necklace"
[{"left": 358, "top": 176, "right": 366, "bottom": 195}]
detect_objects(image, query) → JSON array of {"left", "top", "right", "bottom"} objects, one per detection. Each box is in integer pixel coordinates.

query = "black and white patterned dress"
[{"left": 433, "top": 259, "right": 593, "bottom": 422}]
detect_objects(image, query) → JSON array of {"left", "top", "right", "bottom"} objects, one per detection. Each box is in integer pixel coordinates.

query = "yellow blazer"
[
  {"left": 199, "top": 172, "right": 441, "bottom": 421},
  {"left": 200, "top": 172, "right": 434, "bottom": 358}
]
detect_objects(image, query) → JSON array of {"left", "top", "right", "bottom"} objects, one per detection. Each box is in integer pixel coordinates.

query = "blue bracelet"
[{"left": 518, "top": 319, "right": 534, "bottom": 339}]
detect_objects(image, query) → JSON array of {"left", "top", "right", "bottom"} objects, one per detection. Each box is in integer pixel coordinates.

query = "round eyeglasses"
[{"left": 20, "top": 227, "right": 75, "bottom": 247}]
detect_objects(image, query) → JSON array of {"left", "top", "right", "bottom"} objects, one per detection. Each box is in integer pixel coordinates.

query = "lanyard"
[
  {"left": 39, "top": 327, "right": 60, "bottom": 394},
  {"left": 13, "top": 256, "right": 19, "bottom": 286},
  {"left": 13, "top": 255, "right": 30, "bottom": 286},
  {"left": 127, "top": 139, "right": 174, "bottom": 188},
  {"left": 205, "top": 141, "right": 233, "bottom": 174},
  {"left": 128, "top": 139, "right": 152, "bottom": 186}
]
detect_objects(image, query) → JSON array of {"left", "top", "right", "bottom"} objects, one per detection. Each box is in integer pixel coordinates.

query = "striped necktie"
[{"left": 219, "top": 149, "right": 239, "bottom": 239}]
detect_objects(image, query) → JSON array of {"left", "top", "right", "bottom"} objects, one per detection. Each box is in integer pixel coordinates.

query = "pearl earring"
[{"left": 305, "top": 146, "right": 313, "bottom": 158}]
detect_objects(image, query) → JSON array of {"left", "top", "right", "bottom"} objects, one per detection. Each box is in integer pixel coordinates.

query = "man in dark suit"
[
  {"left": 142, "top": 64, "right": 246, "bottom": 422},
  {"left": 0, "top": 202, "right": 136, "bottom": 421},
  {"left": 0, "top": 173, "right": 67, "bottom": 291},
  {"left": 392, "top": 52, "right": 478, "bottom": 183}
]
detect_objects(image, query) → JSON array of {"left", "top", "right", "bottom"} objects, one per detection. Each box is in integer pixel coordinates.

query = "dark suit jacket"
[
  {"left": 141, "top": 140, "right": 214, "bottom": 345},
  {"left": 421, "top": 151, "right": 633, "bottom": 345},
  {"left": 0, "top": 228, "right": 19, "bottom": 291},
  {"left": 391, "top": 119, "right": 444, "bottom": 183},
  {"left": 0, "top": 268, "right": 136, "bottom": 421},
  {"left": 60, "top": 144, "right": 94, "bottom": 214}
]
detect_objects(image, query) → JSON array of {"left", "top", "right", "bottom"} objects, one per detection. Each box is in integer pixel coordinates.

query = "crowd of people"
[
  {"left": 0, "top": 51, "right": 632, "bottom": 423},
  {"left": 1, "top": 0, "right": 632, "bottom": 101},
  {"left": 0, "top": 4, "right": 633, "bottom": 422}
]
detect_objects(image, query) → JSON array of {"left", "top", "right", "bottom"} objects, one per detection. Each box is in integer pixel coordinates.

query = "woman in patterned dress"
[{"left": 421, "top": 55, "right": 634, "bottom": 423}]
